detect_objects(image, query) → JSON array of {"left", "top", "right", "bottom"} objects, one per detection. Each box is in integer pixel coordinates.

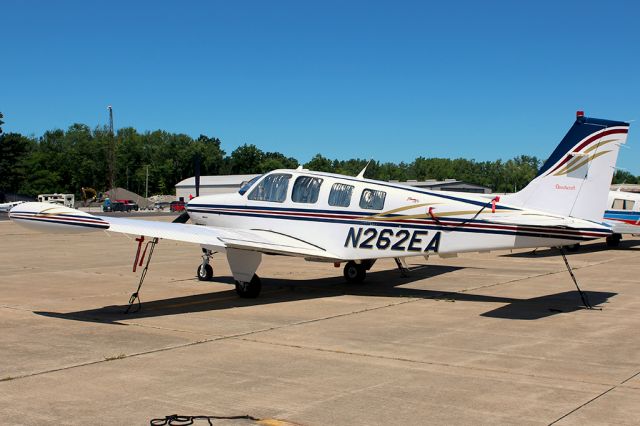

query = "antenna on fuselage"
[{"left": 356, "top": 159, "right": 372, "bottom": 179}]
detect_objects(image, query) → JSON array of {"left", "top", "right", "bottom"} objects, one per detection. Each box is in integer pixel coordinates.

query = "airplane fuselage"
[
  {"left": 187, "top": 169, "right": 611, "bottom": 261},
  {"left": 604, "top": 190, "right": 640, "bottom": 235}
]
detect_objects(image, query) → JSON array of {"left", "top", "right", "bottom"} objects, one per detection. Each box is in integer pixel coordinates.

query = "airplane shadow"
[
  {"left": 502, "top": 238, "right": 640, "bottom": 258},
  {"left": 34, "top": 264, "right": 616, "bottom": 323}
]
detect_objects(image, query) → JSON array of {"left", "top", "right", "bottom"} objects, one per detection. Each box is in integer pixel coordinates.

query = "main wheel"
[
  {"left": 197, "top": 264, "right": 213, "bottom": 281},
  {"left": 343, "top": 261, "right": 366, "bottom": 283},
  {"left": 565, "top": 243, "right": 580, "bottom": 252},
  {"left": 606, "top": 233, "right": 622, "bottom": 247},
  {"left": 235, "top": 274, "right": 262, "bottom": 298}
]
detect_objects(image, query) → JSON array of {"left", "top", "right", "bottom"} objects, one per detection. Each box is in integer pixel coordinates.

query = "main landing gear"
[
  {"left": 344, "top": 261, "right": 366, "bottom": 283},
  {"left": 606, "top": 233, "right": 622, "bottom": 247},
  {"left": 343, "top": 260, "right": 375, "bottom": 284},
  {"left": 235, "top": 275, "right": 262, "bottom": 298},
  {"left": 196, "top": 248, "right": 262, "bottom": 298}
]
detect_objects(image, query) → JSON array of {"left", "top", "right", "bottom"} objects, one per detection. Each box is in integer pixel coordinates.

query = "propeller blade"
[
  {"left": 194, "top": 153, "right": 201, "bottom": 198},
  {"left": 174, "top": 153, "right": 201, "bottom": 224},
  {"left": 172, "top": 211, "right": 190, "bottom": 224}
]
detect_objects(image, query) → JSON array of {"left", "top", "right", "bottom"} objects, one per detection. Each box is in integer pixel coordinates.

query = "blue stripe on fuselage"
[
  {"left": 188, "top": 204, "right": 608, "bottom": 232},
  {"left": 604, "top": 210, "right": 640, "bottom": 220}
]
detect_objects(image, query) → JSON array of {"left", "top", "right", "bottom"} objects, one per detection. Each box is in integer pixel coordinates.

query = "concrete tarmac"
[{"left": 1, "top": 216, "right": 639, "bottom": 425}]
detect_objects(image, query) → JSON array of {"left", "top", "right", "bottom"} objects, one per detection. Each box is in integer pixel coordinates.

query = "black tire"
[
  {"left": 565, "top": 243, "right": 580, "bottom": 252},
  {"left": 197, "top": 264, "right": 213, "bottom": 281},
  {"left": 343, "top": 261, "right": 366, "bottom": 283},
  {"left": 235, "top": 274, "right": 262, "bottom": 298},
  {"left": 606, "top": 233, "right": 622, "bottom": 247}
]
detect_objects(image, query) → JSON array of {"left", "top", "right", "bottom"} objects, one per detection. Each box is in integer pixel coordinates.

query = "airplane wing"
[
  {"left": 106, "top": 216, "right": 336, "bottom": 258},
  {"left": 9, "top": 203, "right": 339, "bottom": 259}
]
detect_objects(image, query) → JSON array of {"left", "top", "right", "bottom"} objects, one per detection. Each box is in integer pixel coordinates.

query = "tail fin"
[{"left": 503, "top": 112, "right": 629, "bottom": 222}]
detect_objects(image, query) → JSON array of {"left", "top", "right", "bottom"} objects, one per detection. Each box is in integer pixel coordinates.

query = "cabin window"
[
  {"left": 359, "top": 189, "right": 386, "bottom": 210},
  {"left": 612, "top": 198, "right": 635, "bottom": 210},
  {"left": 292, "top": 176, "right": 323, "bottom": 203},
  {"left": 238, "top": 175, "right": 263, "bottom": 195},
  {"left": 248, "top": 173, "right": 291, "bottom": 202},
  {"left": 328, "top": 183, "right": 354, "bottom": 207}
]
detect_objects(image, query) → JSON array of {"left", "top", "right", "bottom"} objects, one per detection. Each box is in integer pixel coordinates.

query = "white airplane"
[
  {"left": 9, "top": 112, "right": 630, "bottom": 303},
  {"left": 603, "top": 189, "right": 640, "bottom": 246},
  {"left": 0, "top": 201, "right": 25, "bottom": 213}
]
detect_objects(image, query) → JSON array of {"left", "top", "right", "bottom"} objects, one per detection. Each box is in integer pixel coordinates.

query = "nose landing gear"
[{"left": 197, "top": 249, "right": 214, "bottom": 281}]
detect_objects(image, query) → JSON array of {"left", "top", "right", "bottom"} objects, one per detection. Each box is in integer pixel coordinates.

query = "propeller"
[{"left": 173, "top": 153, "right": 201, "bottom": 224}]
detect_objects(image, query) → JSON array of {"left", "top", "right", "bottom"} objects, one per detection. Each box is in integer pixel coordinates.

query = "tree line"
[{"left": 1, "top": 123, "right": 638, "bottom": 199}]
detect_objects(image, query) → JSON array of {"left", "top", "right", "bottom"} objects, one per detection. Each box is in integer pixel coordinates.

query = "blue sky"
[{"left": 3, "top": 0, "right": 640, "bottom": 173}]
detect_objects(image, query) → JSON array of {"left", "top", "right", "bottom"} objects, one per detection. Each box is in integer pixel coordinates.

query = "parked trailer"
[{"left": 37, "top": 194, "right": 75, "bottom": 208}]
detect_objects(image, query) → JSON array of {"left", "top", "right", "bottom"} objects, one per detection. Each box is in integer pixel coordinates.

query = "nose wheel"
[
  {"left": 235, "top": 274, "right": 262, "bottom": 298},
  {"left": 197, "top": 264, "right": 213, "bottom": 281},
  {"left": 197, "top": 249, "right": 214, "bottom": 281}
]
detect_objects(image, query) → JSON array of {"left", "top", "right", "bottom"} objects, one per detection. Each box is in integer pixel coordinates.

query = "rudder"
[{"left": 503, "top": 112, "right": 629, "bottom": 222}]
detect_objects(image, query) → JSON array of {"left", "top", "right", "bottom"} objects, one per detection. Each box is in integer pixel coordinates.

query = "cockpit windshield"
[{"left": 238, "top": 175, "right": 263, "bottom": 195}]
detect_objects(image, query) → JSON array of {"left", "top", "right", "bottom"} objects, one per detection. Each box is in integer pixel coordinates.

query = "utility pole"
[
  {"left": 145, "top": 165, "right": 149, "bottom": 199},
  {"left": 107, "top": 106, "right": 116, "bottom": 193},
  {"left": 108, "top": 105, "right": 113, "bottom": 134}
]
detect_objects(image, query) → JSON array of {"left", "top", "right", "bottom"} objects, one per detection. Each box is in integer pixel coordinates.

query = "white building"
[
  {"left": 175, "top": 174, "right": 260, "bottom": 201},
  {"left": 175, "top": 174, "right": 491, "bottom": 200},
  {"left": 394, "top": 179, "right": 492, "bottom": 194}
]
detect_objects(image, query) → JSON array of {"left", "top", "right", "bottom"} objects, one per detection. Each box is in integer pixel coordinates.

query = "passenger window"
[
  {"left": 248, "top": 173, "right": 291, "bottom": 202},
  {"left": 612, "top": 199, "right": 635, "bottom": 210},
  {"left": 612, "top": 199, "right": 624, "bottom": 210},
  {"left": 292, "top": 176, "right": 323, "bottom": 203},
  {"left": 328, "top": 183, "right": 354, "bottom": 207},
  {"left": 359, "top": 189, "right": 386, "bottom": 210},
  {"left": 238, "top": 175, "right": 263, "bottom": 195}
]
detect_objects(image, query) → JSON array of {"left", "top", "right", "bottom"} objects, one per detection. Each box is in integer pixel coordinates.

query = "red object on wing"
[{"left": 491, "top": 196, "right": 500, "bottom": 213}]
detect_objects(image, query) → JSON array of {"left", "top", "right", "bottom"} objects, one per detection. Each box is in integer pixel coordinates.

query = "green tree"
[
  {"left": 304, "top": 154, "right": 334, "bottom": 172},
  {"left": 0, "top": 133, "right": 35, "bottom": 193},
  {"left": 612, "top": 169, "right": 638, "bottom": 184},
  {"left": 230, "top": 144, "right": 264, "bottom": 174},
  {"left": 259, "top": 151, "right": 298, "bottom": 172}
]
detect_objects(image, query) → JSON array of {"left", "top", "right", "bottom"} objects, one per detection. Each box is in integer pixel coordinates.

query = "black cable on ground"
[{"left": 150, "top": 414, "right": 260, "bottom": 425}]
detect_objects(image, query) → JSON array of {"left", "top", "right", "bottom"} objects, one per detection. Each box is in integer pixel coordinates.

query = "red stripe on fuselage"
[{"left": 201, "top": 207, "right": 609, "bottom": 238}]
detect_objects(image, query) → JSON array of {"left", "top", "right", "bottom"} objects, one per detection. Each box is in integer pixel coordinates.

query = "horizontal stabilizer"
[{"left": 483, "top": 213, "right": 611, "bottom": 230}]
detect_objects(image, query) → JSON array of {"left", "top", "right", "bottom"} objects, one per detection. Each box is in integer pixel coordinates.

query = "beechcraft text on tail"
[{"left": 9, "top": 112, "right": 630, "bottom": 304}]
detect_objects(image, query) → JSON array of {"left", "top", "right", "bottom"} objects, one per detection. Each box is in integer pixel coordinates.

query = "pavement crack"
[
  {"left": 236, "top": 337, "right": 617, "bottom": 389},
  {"left": 548, "top": 369, "right": 640, "bottom": 425},
  {"left": 0, "top": 298, "right": 421, "bottom": 384}
]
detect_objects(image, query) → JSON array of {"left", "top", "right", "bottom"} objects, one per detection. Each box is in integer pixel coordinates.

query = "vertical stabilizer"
[{"left": 502, "top": 112, "right": 629, "bottom": 222}]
